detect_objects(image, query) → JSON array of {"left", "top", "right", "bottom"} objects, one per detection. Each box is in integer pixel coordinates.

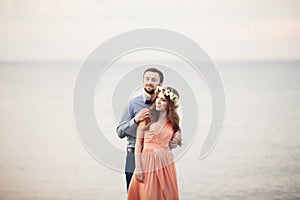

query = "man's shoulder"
[{"left": 129, "top": 94, "right": 143, "bottom": 104}]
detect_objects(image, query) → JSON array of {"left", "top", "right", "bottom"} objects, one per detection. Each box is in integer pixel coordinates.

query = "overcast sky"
[{"left": 0, "top": 0, "right": 299, "bottom": 61}]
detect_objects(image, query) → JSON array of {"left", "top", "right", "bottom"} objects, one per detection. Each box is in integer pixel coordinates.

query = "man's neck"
[{"left": 145, "top": 92, "right": 152, "bottom": 99}]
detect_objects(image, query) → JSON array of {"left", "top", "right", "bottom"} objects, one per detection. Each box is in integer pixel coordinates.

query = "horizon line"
[{"left": 0, "top": 58, "right": 300, "bottom": 64}]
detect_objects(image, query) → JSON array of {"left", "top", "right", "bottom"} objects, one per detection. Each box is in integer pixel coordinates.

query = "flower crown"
[{"left": 155, "top": 86, "right": 179, "bottom": 106}]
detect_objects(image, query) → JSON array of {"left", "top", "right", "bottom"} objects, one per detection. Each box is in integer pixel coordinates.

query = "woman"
[{"left": 127, "top": 86, "right": 182, "bottom": 200}]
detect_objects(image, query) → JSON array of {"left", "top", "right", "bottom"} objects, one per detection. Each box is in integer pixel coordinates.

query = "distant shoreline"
[{"left": 0, "top": 59, "right": 300, "bottom": 65}]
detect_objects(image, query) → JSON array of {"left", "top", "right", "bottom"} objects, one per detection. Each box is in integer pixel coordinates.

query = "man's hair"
[{"left": 143, "top": 67, "right": 164, "bottom": 83}]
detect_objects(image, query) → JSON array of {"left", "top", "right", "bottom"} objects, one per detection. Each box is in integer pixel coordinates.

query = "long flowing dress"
[{"left": 127, "top": 121, "right": 179, "bottom": 200}]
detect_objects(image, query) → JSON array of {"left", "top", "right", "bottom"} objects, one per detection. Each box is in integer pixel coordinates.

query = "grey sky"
[{"left": 0, "top": 0, "right": 299, "bottom": 61}]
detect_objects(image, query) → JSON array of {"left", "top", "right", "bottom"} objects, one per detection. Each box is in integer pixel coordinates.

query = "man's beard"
[{"left": 144, "top": 87, "right": 155, "bottom": 95}]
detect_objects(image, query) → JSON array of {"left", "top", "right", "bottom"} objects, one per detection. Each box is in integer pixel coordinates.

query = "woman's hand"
[{"left": 135, "top": 172, "right": 145, "bottom": 183}]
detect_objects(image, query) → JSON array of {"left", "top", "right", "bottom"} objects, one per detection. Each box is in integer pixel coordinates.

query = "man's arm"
[
  {"left": 116, "top": 102, "right": 137, "bottom": 139},
  {"left": 169, "top": 131, "right": 182, "bottom": 149}
]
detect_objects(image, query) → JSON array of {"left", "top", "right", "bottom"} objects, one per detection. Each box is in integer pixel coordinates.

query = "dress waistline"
[{"left": 143, "top": 143, "right": 168, "bottom": 150}]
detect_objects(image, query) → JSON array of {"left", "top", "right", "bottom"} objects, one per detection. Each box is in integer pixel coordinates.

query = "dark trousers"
[
  {"left": 125, "top": 148, "right": 135, "bottom": 191},
  {"left": 125, "top": 172, "right": 133, "bottom": 191}
]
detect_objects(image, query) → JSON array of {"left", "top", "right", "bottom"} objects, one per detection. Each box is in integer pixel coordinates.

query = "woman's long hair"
[{"left": 144, "top": 87, "right": 181, "bottom": 145}]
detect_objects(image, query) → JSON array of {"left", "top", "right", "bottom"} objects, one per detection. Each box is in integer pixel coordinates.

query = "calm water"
[{"left": 0, "top": 61, "right": 299, "bottom": 199}]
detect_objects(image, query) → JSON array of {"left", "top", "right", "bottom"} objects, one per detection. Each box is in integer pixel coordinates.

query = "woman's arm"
[{"left": 134, "top": 121, "right": 145, "bottom": 182}]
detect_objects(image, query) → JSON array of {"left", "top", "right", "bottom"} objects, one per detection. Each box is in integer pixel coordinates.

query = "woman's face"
[{"left": 155, "top": 92, "right": 168, "bottom": 112}]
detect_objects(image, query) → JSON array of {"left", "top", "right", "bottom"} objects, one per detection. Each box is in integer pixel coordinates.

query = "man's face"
[{"left": 143, "top": 71, "right": 160, "bottom": 95}]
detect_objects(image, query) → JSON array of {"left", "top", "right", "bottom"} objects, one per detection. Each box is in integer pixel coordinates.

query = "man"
[{"left": 116, "top": 67, "right": 179, "bottom": 190}]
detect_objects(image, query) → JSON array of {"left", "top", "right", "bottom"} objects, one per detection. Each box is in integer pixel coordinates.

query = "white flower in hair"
[{"left": 165, "top": 89, "right": 171, "bottom": 96}]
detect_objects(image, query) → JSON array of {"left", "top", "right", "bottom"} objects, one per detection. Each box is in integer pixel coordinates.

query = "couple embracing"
[{"left": 117, "top": 67, "right": 182, "bottom": 200}]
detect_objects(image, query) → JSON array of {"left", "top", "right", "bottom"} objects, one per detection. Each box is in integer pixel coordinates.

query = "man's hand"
[
  {"left": 134, "top": 108, "right": 150, "bottom": 124},
  {"left": 169, "top": 131, "right": 181, "bottom": 150},
  {"left": 169, "top": 140, "right": 178, "bottom": 149}
]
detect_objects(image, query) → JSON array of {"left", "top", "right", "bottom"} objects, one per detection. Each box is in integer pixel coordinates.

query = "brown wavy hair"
[{"left": 144, "top": 86, "right": 181, "bottom": 145}]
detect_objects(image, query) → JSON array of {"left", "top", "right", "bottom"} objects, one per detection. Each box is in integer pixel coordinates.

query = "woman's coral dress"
[{"left": 127, "top": 121, "right": 179, "bottom": 200}]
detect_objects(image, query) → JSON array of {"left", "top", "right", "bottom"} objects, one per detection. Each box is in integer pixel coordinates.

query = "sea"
[{"left": 0, "top": 60, "right": 299, "bottom": 199}]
